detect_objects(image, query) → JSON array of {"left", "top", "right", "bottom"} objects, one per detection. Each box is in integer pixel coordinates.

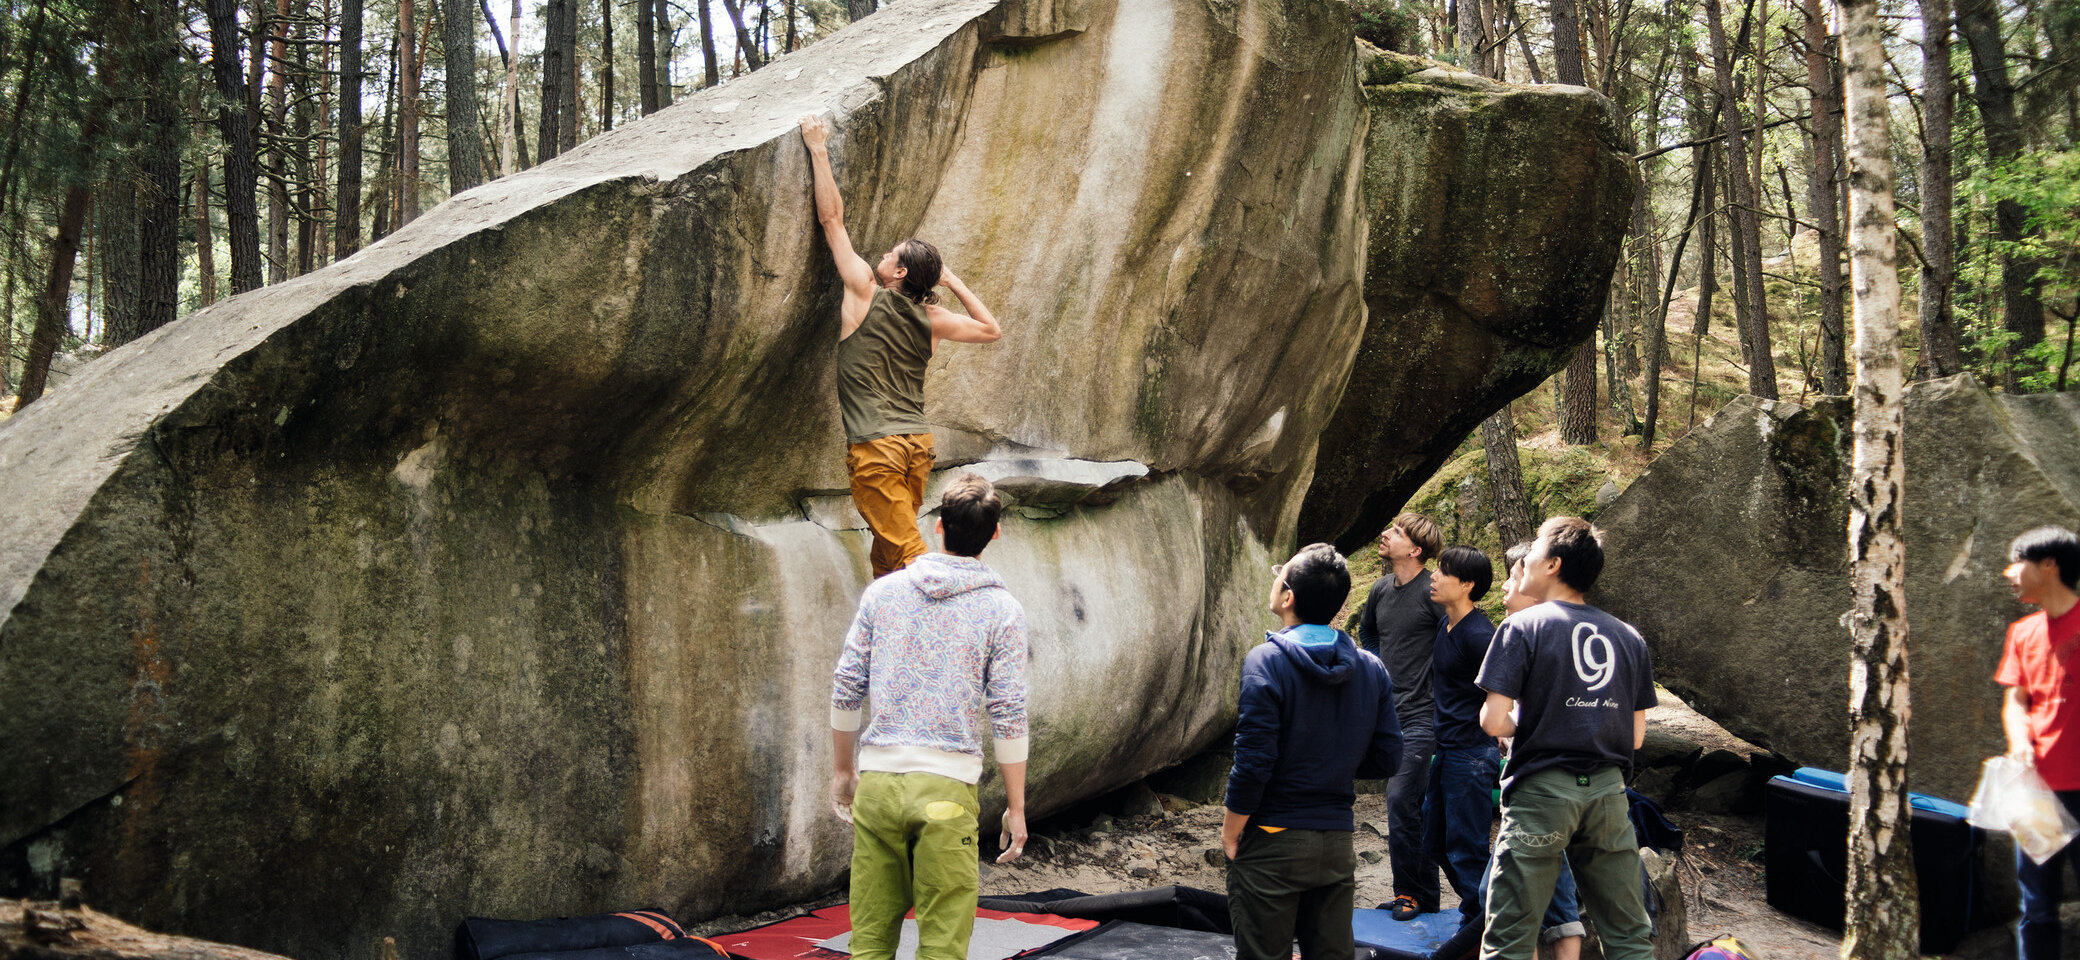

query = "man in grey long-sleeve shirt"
[{"left": 1356, "top": 512, "right": 1445, "bottom": 921}]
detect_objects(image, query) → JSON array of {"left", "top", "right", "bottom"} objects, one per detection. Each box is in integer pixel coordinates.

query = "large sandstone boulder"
[
  {"left": 1299, "top": 49, "right": 1636, "bottom": 550},
  {"left": 1594, "top": 376, "right": 2080, "bottom": 803},
  {"left": 0, "top": 2, "right": 1632, "bottom": 956}
]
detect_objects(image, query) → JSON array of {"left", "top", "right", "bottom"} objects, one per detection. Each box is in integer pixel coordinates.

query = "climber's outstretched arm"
[
  {"left": 800, "top": 115, "right": 876, "bottom": 330},
  {"left": 925, "top": 268, "right": 1002, "bottom": 345}
]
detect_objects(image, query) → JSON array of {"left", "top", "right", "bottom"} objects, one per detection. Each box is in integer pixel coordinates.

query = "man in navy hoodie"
[{"left": 1223, "top": 543, "right": 1405, "bottom": 960}]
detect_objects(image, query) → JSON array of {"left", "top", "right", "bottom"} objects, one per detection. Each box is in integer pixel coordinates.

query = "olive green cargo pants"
[{"left": 849, "top": 771, "right": 981, "bottom": 960}]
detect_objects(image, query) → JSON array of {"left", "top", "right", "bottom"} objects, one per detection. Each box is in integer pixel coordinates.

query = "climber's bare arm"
[
  {"left": 801, "top": 115, "right": 876, "bottom": 333},
  {"left": 925, "top": 268, "right": 1003, "bottom": 347}
]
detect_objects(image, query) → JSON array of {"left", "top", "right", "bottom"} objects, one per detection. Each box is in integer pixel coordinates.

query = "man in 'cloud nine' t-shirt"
[{"left": 1475, "top": 517, "right": 1656, "bottom": 960}]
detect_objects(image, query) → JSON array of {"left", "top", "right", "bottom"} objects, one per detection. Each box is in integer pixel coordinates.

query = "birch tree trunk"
[{"left": 1839, "top": 0, "right": 1919, "bottom": 951}]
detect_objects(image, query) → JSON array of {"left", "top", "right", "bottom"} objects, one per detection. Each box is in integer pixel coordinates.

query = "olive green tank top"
[{"left": 836, "top": 288, "right": 934, "bottom": 444}]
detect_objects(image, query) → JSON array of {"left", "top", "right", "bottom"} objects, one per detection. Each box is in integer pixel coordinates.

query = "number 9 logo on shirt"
[{"left": 1572, "top": 623, "right": 1615, "bottom": 692}]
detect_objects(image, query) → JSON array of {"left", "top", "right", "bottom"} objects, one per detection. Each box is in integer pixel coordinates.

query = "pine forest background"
[{"left": 0, "top": 0, "right": 2073, "bottom": 487}]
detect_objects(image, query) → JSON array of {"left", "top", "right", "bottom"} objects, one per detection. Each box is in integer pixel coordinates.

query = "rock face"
[
  {"left": 0, "top": 2, "right": 1632, "bottom": 957},
  {"left": 1594, "top": 376, "right": 2080, "bottom": 803},
  {"left": 1299, "top": 50, "right": 1636, "bottom": 550}
]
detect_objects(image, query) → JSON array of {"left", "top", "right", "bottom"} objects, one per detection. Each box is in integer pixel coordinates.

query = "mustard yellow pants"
[{"left": 846, "top": 433, "right": 934, "bottom": 578}]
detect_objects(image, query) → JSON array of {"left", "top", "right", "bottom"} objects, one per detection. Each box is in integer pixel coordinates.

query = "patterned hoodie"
[{"left": 831, "top": 552, "right": 1030, "bottom": 784}]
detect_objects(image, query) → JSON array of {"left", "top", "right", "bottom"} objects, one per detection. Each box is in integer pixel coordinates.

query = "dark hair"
[
  {"left": 1536, "top": 516, "right": 1605, "bottom": 593},
  {"left": 895, "top": 238, "right": 942, "bottom": 305},
  {"left": 1503, "top": 540, "right": 1533, "bottom": 571},
  {"left": 1392, "top": 512, "right": 1442, "bottom": 563},
  {"left": 939, "top": 472, "right": 1001, "bottom": 557},
  {"left": 1436, "top": 545, "right": 1494, "bottom": 602},
  {"left": 2010, "top": 526, "right": 2080, "bottom": 591},
  {"left": 1281, "top": 543, "right": 1351, "bottom": 625}
]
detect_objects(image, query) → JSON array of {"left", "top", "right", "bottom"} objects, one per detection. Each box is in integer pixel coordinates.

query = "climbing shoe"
[{"left": 1389, "top": 895, "right": 1423, "bottom": 921}]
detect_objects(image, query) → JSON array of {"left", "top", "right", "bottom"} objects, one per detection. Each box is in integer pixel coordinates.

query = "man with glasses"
[{"left": 1224, "top": 544, "right": 1405, "bottom": 960}]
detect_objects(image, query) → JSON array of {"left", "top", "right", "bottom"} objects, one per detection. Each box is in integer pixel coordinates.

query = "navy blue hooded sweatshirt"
[{"left": 1225, "top": 624, "right": 1405, "bottom": 830}]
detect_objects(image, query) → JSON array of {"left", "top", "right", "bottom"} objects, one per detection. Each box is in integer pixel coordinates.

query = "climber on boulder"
[{"left": 800, "top": 114, "right": 1004, "bottom": 579}]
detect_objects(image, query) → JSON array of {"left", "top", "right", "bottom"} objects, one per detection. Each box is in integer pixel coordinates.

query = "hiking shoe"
[{"left": 1389, "top": 895, "right": 1423, "bottom": 921}]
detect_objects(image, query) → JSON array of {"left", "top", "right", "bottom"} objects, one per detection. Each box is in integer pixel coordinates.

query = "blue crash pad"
[{"left": 1351, "top": 908, "right": 1470, "bottom": 958}]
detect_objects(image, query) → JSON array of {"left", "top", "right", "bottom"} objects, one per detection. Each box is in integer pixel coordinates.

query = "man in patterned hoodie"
[{"left": 830, "top": 472, "right": 1031, "bottom": 960}]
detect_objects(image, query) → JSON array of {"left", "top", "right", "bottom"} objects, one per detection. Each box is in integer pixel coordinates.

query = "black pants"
[{"left": 1227, "top": 826, "right": 1356, "bottom": 960}]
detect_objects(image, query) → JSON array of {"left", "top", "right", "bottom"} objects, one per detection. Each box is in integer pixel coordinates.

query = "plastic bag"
[{"left": 1968, "top": 755, "right": 2080, "bottom": 863}]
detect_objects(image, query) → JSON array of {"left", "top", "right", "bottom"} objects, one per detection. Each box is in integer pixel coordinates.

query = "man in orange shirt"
[{"left": 1994, "top": 525, "right": 2080, "bottom": 960}]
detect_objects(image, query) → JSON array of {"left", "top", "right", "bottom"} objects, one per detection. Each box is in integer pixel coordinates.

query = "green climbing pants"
[
  {"left": 849, "top": 771, "right": 981, "bottom": 960},
  {"left": 1483, "top": 766, "right": 1654, "bottom": 960}
]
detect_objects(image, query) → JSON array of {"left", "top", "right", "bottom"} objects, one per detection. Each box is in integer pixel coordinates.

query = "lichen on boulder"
[{"left": 1298, "top": 42, "right": 1637, "bottom": 550}]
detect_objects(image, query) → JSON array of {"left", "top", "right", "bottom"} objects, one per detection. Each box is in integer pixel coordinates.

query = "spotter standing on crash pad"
[{"left": 800, "top": 114, "right": 1004, "bottom": 579}]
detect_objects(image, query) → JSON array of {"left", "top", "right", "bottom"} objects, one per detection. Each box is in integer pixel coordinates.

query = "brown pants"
[{"left": 847, "top": 433, "right": 934, "bottom": 578}]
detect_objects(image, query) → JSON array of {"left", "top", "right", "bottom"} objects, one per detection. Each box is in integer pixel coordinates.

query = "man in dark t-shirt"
[
  {"left": 1474, "top": 517, "right": 1655, "bottom": 960},
  {"left": 1356, "top": 512, "right": 1445, "bottom": 919}
]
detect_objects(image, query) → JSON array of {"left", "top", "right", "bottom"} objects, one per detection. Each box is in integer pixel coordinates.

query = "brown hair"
[
  {"left": 895, "top": 239, "right": 942, "bottom": 305},
  {"left": 1391, "top": 512, "right": 1443, "bottom": 564},
  {"left": 939, "top": 472, "right": 1002, "bottom": 557}
]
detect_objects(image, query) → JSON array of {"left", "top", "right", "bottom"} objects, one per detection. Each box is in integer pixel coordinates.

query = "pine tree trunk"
[
  {"left": 17, "top": 184, "right": 89, "bottom": 409},
  {"left": 720, "top": 0, "right": 760, "bottom": 72},
  {"left": 1644, "top": 148, "right": 1709, "bottom": 453},
  {"left": 1561, "top": 340, "right": 1598, "bottom": 444},
  {"left": 599, "top": 0, "right": 614, "bottom": 131},
  {"left": 292, "top": 19, "right": 315, "bottom": 277},
  {"left": 1917, "top": 0, "right": 1963, "bottom": 377},
  {"left": 557, "top": 5, "right": 578, "bottom": 151},
  {"left": 400, "top": 0, "right": 421, "bottom": 223},
  {"left": 1957, "top": 0, "right": 2045, "bottom": 378},
  {"left": 697, "top": 0, "right": 720, "bottom": 87},
  {"left": 1838, "top": 0, "right": 1919, "bottom": 953},
  {"left": 1802, "top": 0, "right": 1848, "bottom": 394},
  {"left": 1549, "top": 0, "right": 1585, "bottom": 84},
  {"left": 638, "top": 0, "right": 657, "bottom": 113},
  {"left": 266, "top": 0, "right": 291, "bottom": 284},
  {"left": 135, "top": 0, "right": 181, "bottom": 336},
  {"left": 443, "top": 0, "right": 484, "bottom": 192},
  {"left": 337, "top": 0, "right": 364, "bottom": 257},
  {"left": 1704, "top": 0, "right": 1779, "bottom": 399},
  {"left": 657, "top": 0, "right": 675, "bottom": 105},
  {"left": 1481, "top": 407, "right": 1535, "bottom": 547},
  {"left": 99, "top": 173, "right": 140, "bottom": 346},
  {"left": 370, "top": 32, "right": 399, "bottom": 242},
  {"left": 205, "top": 0, "right": 263, "bottom": 294},
  {"left": 847, "top": 0, "right": 876, "bottom": 22},
  {"left": 537, "top": 0, "right": 564, "bottom": 162},
  {"left": 194, "top": 154, "right": 217, "bottom": 306}
]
